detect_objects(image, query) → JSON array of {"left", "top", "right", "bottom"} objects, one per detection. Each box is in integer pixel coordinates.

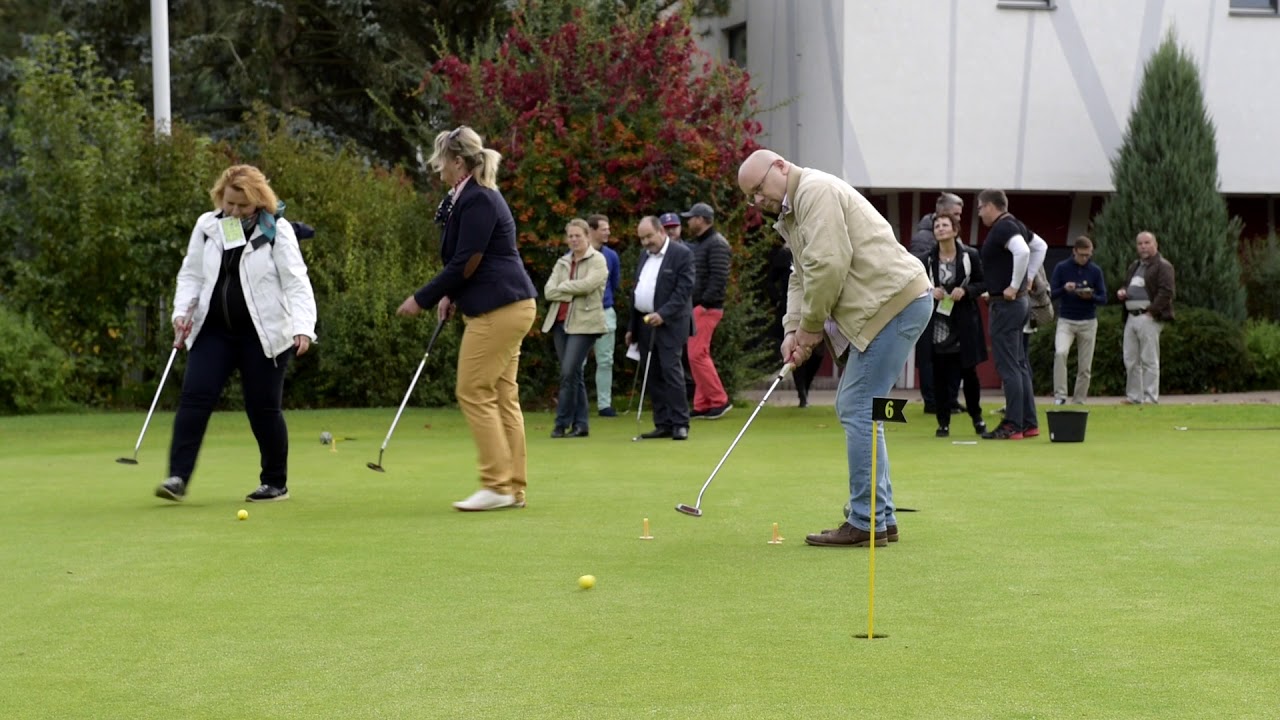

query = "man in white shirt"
[{"left": 624, "top": 216, "right": 696, "bottom": 440}]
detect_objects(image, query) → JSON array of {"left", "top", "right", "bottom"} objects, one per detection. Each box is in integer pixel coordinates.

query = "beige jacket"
[
  {"left": 774, "top": 167, "right": 930, "bottom": 352},
  {"left": 541, "top": 246, "right": 608, "bottom": 334}
]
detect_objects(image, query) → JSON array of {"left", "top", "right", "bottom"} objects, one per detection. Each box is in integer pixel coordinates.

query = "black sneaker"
[
  {"left": 246, "top": 485, "right": 290, "bottom": 502},
  {"left": 568, "top": 426, "right": 589, "bottom": 438},
  {"left": 689, "top": 408, "right": 709, "bottom": 420},
  {"left": 704, "top": 403, "right": 733, "bottom": 420},
  {"left": 598, "top": 407, "right": 617, "bottom": 418},
  {"left": 973, "top": 418, "right": 988, "bottom": 435},
  {"left": 155, "top": 476, "right": 186, "bottom": 502},
  {"left": 936, "top": 427, "right": 950, "bottom": 438}
]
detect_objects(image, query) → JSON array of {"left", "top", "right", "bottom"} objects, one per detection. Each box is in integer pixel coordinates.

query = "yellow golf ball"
[
  {"left": 578, "top": 574, "right": 596, "bottom": 590},
  {"left": 237, "top": 509, "right": 249, "bottom": 521}
]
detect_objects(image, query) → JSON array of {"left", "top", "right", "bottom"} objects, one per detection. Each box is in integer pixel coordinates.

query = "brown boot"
[{"left": 805, "top": 522, "right": 888, "bottom": 547}]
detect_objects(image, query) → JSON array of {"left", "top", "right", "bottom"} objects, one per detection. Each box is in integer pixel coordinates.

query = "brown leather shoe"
[
  {"left": 805, "top": 522, "right": 888, "bottom": 547},
  {"left": 817, "top": 523, "right": 899, "bottom": 543}
]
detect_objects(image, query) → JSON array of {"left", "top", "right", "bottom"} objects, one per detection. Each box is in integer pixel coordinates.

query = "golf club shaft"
[
  {"left": 691, "top": 363, "right": 793, "bottom": 508},
  {"left": 634, "top": 330, "right": 656, "bottom": 424},
  {"left": 131, "top": 347, "right": 179, "bottom": 457},
  {"left": 377, "top": 316, "right": 447, "bottom": 454}
]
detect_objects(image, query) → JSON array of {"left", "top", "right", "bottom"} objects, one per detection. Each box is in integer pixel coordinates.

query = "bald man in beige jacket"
[{"left": 739, "top": 149, "right": 931, "bottom": 548}]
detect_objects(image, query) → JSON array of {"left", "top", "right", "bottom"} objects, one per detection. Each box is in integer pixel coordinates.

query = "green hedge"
[
  {"left": 1031, "top": 306, "right": 1253, "bottom": 396},
  {"left": 1244, "top": 320, "right": 1280, "bottom": 390},
  {"left": 0, "top": 304, "right": 72, "bottom": 413}
]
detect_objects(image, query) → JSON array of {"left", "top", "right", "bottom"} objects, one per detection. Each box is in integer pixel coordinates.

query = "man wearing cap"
[
  {"left": 682, "top": 202, "right": 733, "bottom": 419},
  {"left": 660, "top": 212, "right": 683, "bottom": 241}
]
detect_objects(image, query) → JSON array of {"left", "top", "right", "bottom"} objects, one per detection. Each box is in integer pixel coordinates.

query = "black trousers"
[
  {"left": 169, "top": 324, "right": 295, "bottom": 487},
  {"left": 637, "top": 325, "right": 690, "bottom": 430},
  {"left": 932, "top": 351, "right": 983, "bottom": 430},
  {"left": 918, "top": 333, "right": 962, "bottom": 409}
]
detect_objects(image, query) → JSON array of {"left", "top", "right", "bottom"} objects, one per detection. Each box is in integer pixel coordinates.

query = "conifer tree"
[{"left": 1091, "top": 29, "right": 1245, "bottom": 323}]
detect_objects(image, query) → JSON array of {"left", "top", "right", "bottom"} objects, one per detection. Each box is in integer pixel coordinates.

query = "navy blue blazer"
[
  {"left": 414, "top": 180, "right": 536, "bottom": 316},
  {"left": 629, "top": 239, "right": 696, "bottom": 347}
]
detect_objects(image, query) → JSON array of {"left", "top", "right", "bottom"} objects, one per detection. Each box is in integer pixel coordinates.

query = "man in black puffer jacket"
[{"left": 682, "top": 202, "right": 733, "bottom": 420}]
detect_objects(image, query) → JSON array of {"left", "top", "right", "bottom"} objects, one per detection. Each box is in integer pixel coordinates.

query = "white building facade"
[
  {"left": 694, "top": 0, "right": 1280, "bottom": 387},
  {"left": 694, "top": 0, "right": 1280, "bottom": 246}
]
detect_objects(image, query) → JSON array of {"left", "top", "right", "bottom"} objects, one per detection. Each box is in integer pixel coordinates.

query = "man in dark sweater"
[
  {"left": 977, "top": 189, "right": 1037, "bottom": 439},
  {"left": 1049, "top": 236, "right": 1107, "bottom": 404},
  {"left": 682, "top": 202, "right": 733, "bottom": 419}
]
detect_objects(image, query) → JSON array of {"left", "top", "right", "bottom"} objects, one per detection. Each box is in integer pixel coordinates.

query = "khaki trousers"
[
  {"left": 1123, "top": 313, "right": 1163, "bottom": 404},
  {"left": 456, "top": 298, "right": 536, "bottom": 498},
  {"left": 1053, "top": 318, "right": 1098, "bottom": 403}
]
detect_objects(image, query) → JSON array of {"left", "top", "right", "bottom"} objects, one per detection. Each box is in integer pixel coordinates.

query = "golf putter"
[
  {"left": 117, "top": 301, "right": 194, "bottom": 465},
  {"left": 116, "top": 347, "right": 180, "bottom": 465},
  {"left": 630, "top": 331, "right": 657, "bottom": 441},
  {"left": 368, "top": 315, "right": 447, "bottom": 472},
  {"left": 676, "top": 363, "right": 794, "bottom": 517}
]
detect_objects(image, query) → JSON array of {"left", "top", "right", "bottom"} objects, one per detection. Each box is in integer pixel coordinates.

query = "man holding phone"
[{"left": 1049, "top": 236, "right": 1107, "bottom": 405}]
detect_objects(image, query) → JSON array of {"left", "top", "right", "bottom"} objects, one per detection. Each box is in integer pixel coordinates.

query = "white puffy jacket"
[{"left": 172, "top": 211, "right": 318, "bottom": 358}]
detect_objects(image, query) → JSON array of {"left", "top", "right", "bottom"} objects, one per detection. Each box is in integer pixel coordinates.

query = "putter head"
[
  {"left": 115, "top": 457, "right": 139, "bottom": 465},
  {"left": 674, "top": 503, "right": 702, "bottom": 517},
  {"left": 366, "top": 462, "right": 385, "bottom": 473}
]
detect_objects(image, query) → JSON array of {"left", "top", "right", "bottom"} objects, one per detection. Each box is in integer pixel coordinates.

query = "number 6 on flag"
[{"left": 872, "top": 397, "right": 908, "bottom": 423}]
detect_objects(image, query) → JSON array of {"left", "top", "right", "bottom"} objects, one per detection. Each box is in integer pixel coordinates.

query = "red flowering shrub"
[{"left": 427, "top": 0, "right": 770, "bottom": 404}]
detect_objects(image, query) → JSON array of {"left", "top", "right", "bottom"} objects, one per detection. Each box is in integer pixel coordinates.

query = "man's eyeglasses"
[{"left": 746, "top": 164, "right": 775, "bottom": 206}]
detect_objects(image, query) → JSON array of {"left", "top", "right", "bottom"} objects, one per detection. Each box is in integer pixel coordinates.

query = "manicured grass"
[{"left": 1, "top": 403, "right": 1278, "bottom": 719}]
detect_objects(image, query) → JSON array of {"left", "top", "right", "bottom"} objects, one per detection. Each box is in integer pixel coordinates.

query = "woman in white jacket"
[{"left": 155, "top": 165, "right": 317, "bottom": 504}]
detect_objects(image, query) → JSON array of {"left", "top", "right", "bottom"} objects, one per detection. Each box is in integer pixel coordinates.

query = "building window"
[
  {"left": 1230, "top": 0, "right": 1280, "bottom": 15},
  {"left": 725, "top": 23, "right": 746, "bottom": 67},
  {"left": 997, "top": 0, "right": 1056, "bottom": 9}
]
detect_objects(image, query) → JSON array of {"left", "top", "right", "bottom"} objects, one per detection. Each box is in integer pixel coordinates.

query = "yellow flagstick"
[
  {"left": 859, "top": 397, "right": 903, "bottom": 640},
  {"left": 330, "top": 436, "right": 338, "bottom": 453},
  {"left": 639, "top": 517, "right": 653, "bottom": 540},
  {"left": 866, "top": 421, "right": 878, "bottom": 639}
]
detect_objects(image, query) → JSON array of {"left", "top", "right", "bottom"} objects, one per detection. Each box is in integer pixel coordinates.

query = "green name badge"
[{"left": 220, "top": 217, "right": 247, "bottom": 249}]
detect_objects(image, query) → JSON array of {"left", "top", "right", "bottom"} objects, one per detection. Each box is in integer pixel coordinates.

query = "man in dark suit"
[{"left": 624, "top": 216, "right": 696, "bottom": 440}]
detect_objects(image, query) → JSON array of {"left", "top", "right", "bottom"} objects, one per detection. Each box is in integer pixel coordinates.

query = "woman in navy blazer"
[{"left": 397, "top": 126, "right": 538, "bottom": 512}]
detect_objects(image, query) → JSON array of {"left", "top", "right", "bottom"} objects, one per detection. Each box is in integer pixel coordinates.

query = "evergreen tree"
[{"left": 1091, "top": 29, "right": 1245, "bottom": 323}]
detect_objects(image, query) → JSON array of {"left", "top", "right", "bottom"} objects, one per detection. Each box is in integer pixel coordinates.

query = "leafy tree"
[
  {"left": 1091, "top": 30, "right": 1246, "bottom": 323},
  {"left": 426, "top": 0, "right": 768, "bottom": 403},
  {"left": 3, "top": 34, "right": 218, "bottom": 404},
  {"left": 23, "top": 0, "right": 512, "bottom": 169}
]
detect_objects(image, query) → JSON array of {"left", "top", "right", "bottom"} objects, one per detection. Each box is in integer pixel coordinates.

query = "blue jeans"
[
  {"left": 553, "top": 323, "right": 598, "bottom": 431},
  {"left": 837, "top": 295, "right": 931, "bottom": 533},
  {"left": 989, "top": 298, "right": 1036, "bottom": 429}
]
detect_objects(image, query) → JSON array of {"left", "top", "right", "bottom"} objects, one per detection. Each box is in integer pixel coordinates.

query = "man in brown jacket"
[{"left": 1116, "top": 231, "right": 1175, "bottom": 404}]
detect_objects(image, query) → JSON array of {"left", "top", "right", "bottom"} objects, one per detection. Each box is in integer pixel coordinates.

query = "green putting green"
[{"left": 1, "top": 403, "right": 1277, "bottom": 719}]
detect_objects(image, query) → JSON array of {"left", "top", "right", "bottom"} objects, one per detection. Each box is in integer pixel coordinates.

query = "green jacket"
[
  {"left": 773, "top": 166, "right": 930, "bottom": 352},
  {"left": 541, "top": 246, "right": 608, "bottom": 334}
]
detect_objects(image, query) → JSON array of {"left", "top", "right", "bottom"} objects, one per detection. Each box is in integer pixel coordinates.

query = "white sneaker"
[{"left": 452, "top": 489, "right": 516, "bottom": 512}]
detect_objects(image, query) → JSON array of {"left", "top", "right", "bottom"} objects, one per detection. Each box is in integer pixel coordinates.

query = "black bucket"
[{"left": 1047, "top": 410, "right": 1088, "bottom": 442}]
